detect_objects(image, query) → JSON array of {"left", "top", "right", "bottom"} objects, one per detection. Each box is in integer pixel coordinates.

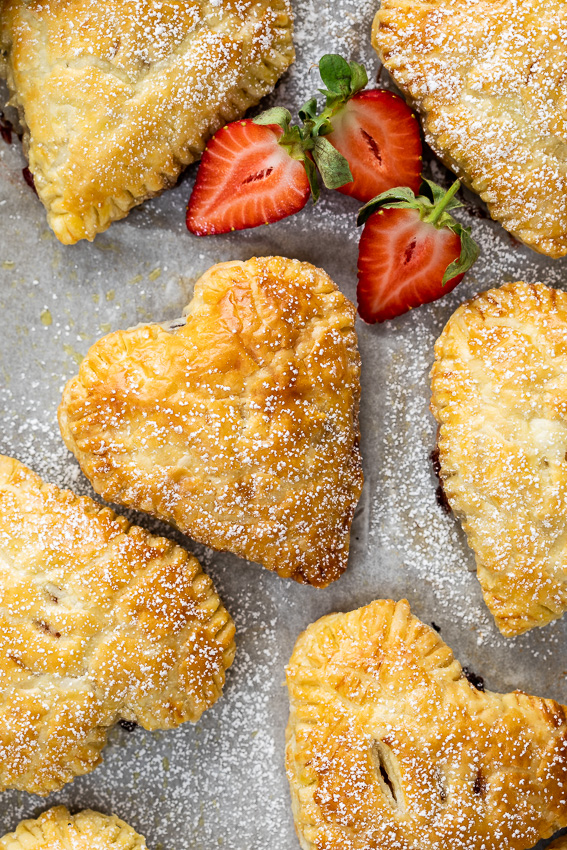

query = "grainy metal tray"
[{"left": 0, "top": 1, "right": 565, "bottom": 847}]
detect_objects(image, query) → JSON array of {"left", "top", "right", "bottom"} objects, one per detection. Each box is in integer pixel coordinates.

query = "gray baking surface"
[{"left": 0, "top": 0, "right": 566, "bottom": 847}]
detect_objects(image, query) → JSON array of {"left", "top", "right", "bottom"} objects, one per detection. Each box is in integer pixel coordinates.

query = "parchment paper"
[{"left": 0, "top": 1, "right": 565, "bottom": 847}]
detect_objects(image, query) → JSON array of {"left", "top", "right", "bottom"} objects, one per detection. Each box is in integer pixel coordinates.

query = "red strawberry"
[
  {"left": 357, "top": 207, "right": 463, "bottom": 322},
  {"left": 326, "top": 90, "right": 422, "bottom": 203},
  {"left": 356, "top": 180, "right": 479, "bottom": 323},
  {"left": 187, "top": 120, "right": 311, "bottom": 235}
]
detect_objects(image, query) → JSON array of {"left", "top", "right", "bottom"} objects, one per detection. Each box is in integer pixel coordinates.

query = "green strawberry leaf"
[
  {"left": 421, "top": 177, "right": 462, "bottom": 212},
  {"left": 318, "top": 54, "right": 368, "bottom": 108},
  {"left": 298, "top": 97, "right": 318, "bottom": 124},
  {"left": 319, "top": 54, "right": 353, "bottom": 100},
  {"left": 303, "top": 156, "right": 320, "bottom": 203},
  {"left": 442, "top": 222, "right": 480, "bottom": 284},
  {"left": 307, "top": 113, "right": 333, "bottom": 139},
  {"left": 253, "top": 107, "right": 292, "bottom": 132},
  {"left": 312, "top": 137, "right": 353, "bottom": 189},
  {"left": 357, "top": 186, "right": 422, "bottom": 226},
  {"left": 347, "top": 60, "right": 368, "bottom": 96},
  {"left": 254, "top": 54, "right": 370, "bottom": 200}
]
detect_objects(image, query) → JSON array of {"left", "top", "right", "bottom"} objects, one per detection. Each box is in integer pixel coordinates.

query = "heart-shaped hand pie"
[
  {"left": 0, "top": 807, "right": 147, "bottom": 850},
  {"left": 58, "top": 256, "right": 363, "bottom": 587},
  {"left": 0, "top": 0, "right": 294, "bottom": 243},
  {"left": 0, "top": 456, "right": 235, "bottom": 795},
  {"left": 286, "top": 599, "right": 567, "bottom": 850},
  {"left": 373, "top": 0, "right": 567, "bottom": 258},
  {"left": 431, "top": 281, "right": 567, "bottom": 636}
]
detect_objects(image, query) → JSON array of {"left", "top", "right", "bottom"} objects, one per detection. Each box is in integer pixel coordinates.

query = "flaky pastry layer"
[
  {"left": 373, "top": 0, "right": 567, "bottom": 258},
  {"left": 431, "top": 281, "right": 567, "bottom": 636},
  {"left": 286, "top": 599, "right": 567, "bottom": 850},
  {"left": 0, "top": 455, "right": 235, "bottom": 795},
  {"left": 59, "top": 256, "right": 363, "bottom": 587},
  {"left": 0, "top": 0, "right": 294, "bottom": 243},
  {"left": 0, "top": 807, "right": 146, "bottom": 850}
]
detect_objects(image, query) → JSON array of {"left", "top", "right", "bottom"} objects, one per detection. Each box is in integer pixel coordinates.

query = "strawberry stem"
[{"left": 425, "top": 180, "right": 461, "bottom": 226}]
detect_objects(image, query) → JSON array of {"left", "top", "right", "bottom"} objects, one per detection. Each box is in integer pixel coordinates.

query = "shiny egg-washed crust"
[
  {"left": 0, "top": 0, "right": 294, "bottom": 244},
  {"left": 373, "top": 0, "right": 567, "bottom": 258},
  {"left": 0, "top": 807, "right": 146, "bottom": 850},
  {"left": 0, "top": 455, "right": 235, "bottom": 796},
  {"left": 286, "top": 599, "right": 567, "bottom": 850},
  {"left": 59, "top": 257, "right": 363, "bottom": 588},
  {"left": 431, "top": 282, "right": 567, "bottom": 636}
]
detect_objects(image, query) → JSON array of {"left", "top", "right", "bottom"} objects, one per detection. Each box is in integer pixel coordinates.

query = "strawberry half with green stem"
[
  {"left": 186, "top": 107, "right": 352, "bottom": 235},
  {"left": 306, "top": 54, "right": 422, "bottom": 203},
  {"left": 356, "top": 179, "right": 480, "bottom": 323}
]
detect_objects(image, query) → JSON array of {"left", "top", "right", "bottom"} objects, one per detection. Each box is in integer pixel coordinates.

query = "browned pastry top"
[
  {"left": 0, "top": 0, "right": 294, "bottom": 242},
  {"left": 0, "top": 455, "right": 235, "bottom": 795},
  {"left": 0, "top": 807, "right": 146, "bottom": 850},
  {"left": 59, "top": 256, "right": 363, "bottom": 587},
  {"left": 431, "top": 281, "right": 567, "bottom": 636},
  {"left": 373, "top": 0, "right": 567, "bottom": 257},
  {"left": 286, "top": 599, "right": 567, "bottom": 850}
]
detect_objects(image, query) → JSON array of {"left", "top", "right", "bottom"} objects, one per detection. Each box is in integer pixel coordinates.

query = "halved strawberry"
[
  {"left": 326, "top": 90, "right": 422, "bottom": 203},
  {"left": 356, "top": 180, "right": 479, "bottom": 323},
  {"left": 358, "top": 207, "right": 463, "bottom": 322},
  {"left": 187, "top": 120, "right": 311, "bottom": 235}
]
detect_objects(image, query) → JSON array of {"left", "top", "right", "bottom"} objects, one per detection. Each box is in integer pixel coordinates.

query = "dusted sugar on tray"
[
  {"left": 0, "top": 455, "right": 235, "bottom": 796},
  {"left": 0, "top": 0, "right": 294, "bottom": 243},
  {"left": 58, "top": 256, "right": 363, "bottom": 588},
  {"left": 286, "top": 598, "right": 567, "bottom": 850}
]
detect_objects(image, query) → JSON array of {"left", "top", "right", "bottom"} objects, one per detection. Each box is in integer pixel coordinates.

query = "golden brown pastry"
[
  {"left": 58, "top": 256, "right": 363, "bottom": 588},
  {"left": 549, "top": 837, "right": 567, "bottom": 850},
  {"left": 286, "top": 599, "right": 567, "bottom": 850},
  {"left": 0, "top": 807, "right": 146, "bottom": 850},
  {"left": 0, "top": 455, "right": 235, "bottom": 796},
  {"left": 431, "top": 281, "right": 567, "bottom": 636},
  {"left": 373, "top": 0, "right": 567, "bottom": 258},
  {"left": 0, "top": 0, "right": 294, "bottom": 244}
]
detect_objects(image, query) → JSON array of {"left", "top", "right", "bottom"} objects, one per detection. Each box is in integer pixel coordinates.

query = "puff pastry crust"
[
  {"left": 0, "top": 807, "right": 146, "bottom": 850},
  {"left": 549, "top": 838, "right": 567, "bottom": 850},
  {"left": 431, "top": 281, "right": 567, "bottom": 636},
  {"left": 59, "top": 256, "right": 363, "bottom": 587},
  {"left": 286, "top": 599, "right": 567, "bottom": 850},
  {"left": 0, "top": 0, "right": 294, "bottom": 244},
  {"left": 373, "top": 0, "right": 567, "bottom": 258},
  {"left": 0, "top": 455, "right": 235, "bottom": 796}
]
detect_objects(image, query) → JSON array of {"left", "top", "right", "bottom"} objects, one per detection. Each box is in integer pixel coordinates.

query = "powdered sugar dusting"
[
  {"left": 0, "top": 0, "right": 295, "bottom": 242},
  {"left": 0, "top": 0, "right": 566, "bottom": 847},
  {"left": 375, "top": 0, "right": 567, "bottom": 257},
  {"left": 286, "top": 599, "right": 567, "bottom": 849}
]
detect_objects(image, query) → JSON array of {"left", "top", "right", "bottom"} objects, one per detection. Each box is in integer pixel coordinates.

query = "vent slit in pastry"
[
  {"left": 371, "top": 740, "right": 403, "bottom": 810},
  {"left": 33, "top": 618, "right": 61, "bottom": 638},
  {"left": 286, "top": 598, "right": 567, "bottom": 850},
  {"left": 0, "top": 454, "right": 235, "bottom": 795},
  {"left": 58, "top": 256, "right": 363, "bottom": 587},
  {"left": 472, "top": 768, "right": 487, "bottom": 798},
  {"left": 434, "top": 765, "right": 448, "bottom": 803}
]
